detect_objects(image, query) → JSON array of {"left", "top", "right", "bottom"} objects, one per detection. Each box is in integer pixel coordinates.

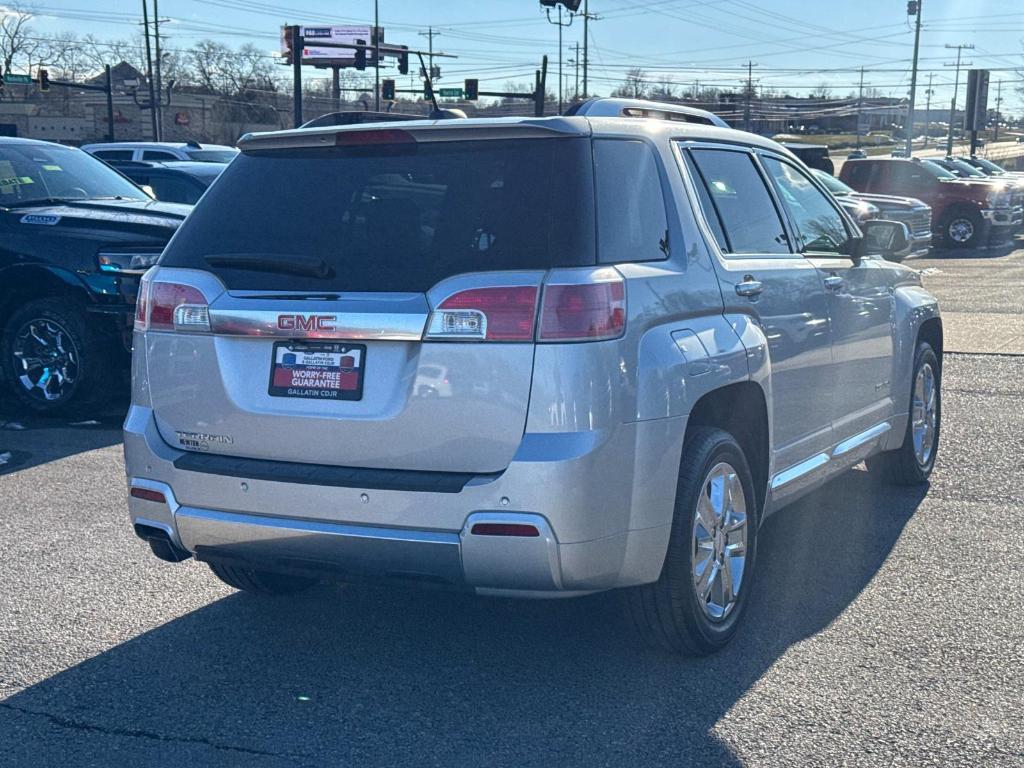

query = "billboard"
[{"left": 281, "top": 25, "right": 379, "bottom": 66}]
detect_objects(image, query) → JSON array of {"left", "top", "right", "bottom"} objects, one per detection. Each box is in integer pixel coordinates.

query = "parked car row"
[{"left": 838, "top": 157, "right": 1023, "bottom": 248}]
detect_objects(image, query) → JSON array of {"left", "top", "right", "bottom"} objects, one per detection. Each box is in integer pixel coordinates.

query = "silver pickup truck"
[{"left": 124, "top": 99, "right": 941, "bottom": 655}]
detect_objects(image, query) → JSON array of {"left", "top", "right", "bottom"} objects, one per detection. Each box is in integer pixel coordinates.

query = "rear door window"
[
  {"left": 161, "top": 137, "right": 596, "bottom": 293},
  {"left": 93, "top": 149, "right": 134, "bottom": 161},
  {"left": 594, "top": 139, "right": 669, "bottom": 262},
  {"left": 685, "top": 147, "right": 790, "bottom": 255},
  {"left": 148, "top": 174, "right": 205, "bottom": 205},
  {"left": 142, "top": 150, "right": 180, "bottom": 161}
]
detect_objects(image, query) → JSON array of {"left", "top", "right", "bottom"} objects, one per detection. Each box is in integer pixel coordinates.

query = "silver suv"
[{"left": 124, "top": 100, "right": 942, "bottom": 654}]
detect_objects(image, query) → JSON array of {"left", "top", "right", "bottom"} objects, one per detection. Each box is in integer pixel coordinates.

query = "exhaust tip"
[{"left": 134, "top": 523, "right": 191, "bottom": 563}]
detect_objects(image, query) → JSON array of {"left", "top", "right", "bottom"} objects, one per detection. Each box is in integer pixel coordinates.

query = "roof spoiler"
[{"left": 566, "top": 97, "right": 729, "bottom": 128}]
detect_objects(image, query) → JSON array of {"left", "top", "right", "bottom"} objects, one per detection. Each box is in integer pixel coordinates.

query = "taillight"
[
  {"left": 426, "top": 286, "right": 538, "bottom": 341},
  {"left": 538, "top": 279, "right": 626, "bottom": 342},
  {"left": 135, "top": 278, "right": 210, "bottom": 333}
]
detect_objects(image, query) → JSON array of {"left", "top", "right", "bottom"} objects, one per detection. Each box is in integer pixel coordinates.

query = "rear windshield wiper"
[{"left": 203, "top": 253, "right": 333, "bottom": 279}]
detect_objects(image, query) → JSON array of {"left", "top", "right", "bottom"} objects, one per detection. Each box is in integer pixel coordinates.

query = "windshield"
[
  {"left": 185, "top": 149, "right": 238, "bottom": 163},
  {"left": 162, "top": 137, "right": 595, "bottom": 293},
  {"left": 0, "top": 143, "right": 148, "bottom": 205},
  {"left": 812, "top": 169, "right": 854, "bottom": 195},
  {"left": 947, "top": 159, "right": 986, "bottom": 178},
  {"left": 969, "top": 157, "right": 1005, "bottom": 174},
  {"left": 920, "top": 161, "right": 958, "bottom": 180}
]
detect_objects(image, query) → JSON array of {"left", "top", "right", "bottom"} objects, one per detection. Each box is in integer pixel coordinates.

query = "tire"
[
  {"left": 627, "top": 427, "right": 759, "bottom": 655},
  {"left": 867, "top": 341, "right": 940, "bottom": 485},
  {"left": 208, "top": 561, "right": 318, "bottom": 596},
  {"left": 0, "top": 298, "right": 107, "bottom": 415},
  {"left": 942, "top": 209, "right": 982, "bottom": 249}
]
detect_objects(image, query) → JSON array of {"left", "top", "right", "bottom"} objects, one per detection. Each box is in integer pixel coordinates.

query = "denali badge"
[
  {"left": 278, "top": 314, "right": 337, "bottom": 332},
  {"left": 175, "top": 431, "right": 233, "bottom": 451}
]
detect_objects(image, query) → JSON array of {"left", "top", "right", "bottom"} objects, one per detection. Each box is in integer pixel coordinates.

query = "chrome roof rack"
[{"left": 565, "top": 97, "right": 729, "bottom": 128}]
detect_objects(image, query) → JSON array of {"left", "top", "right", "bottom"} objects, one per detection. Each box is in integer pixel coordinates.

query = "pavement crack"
[{"left": 0, "top": 701, "right": 309, "bottom": 760}]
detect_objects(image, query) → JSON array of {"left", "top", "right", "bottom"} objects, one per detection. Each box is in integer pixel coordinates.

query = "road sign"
[
  {"left": 3, "top": 74, "right": 32, "bottom": 84},
  {"left": 438, "top": 88, "right": 463, "bottom": 98}
]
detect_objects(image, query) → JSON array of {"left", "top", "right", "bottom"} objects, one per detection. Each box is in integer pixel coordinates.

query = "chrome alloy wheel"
[
  {"left": 692, "top": 462, "right": 748, "bottom": 621},
  {"left": 947, "top": 217, "right": 974, "bottom": 243},
  {"left": 912, "top": 361, "right": 938, "bottom": 467},
  {"left": 11, "top": 318, "right": 80, "bottom": 402}
]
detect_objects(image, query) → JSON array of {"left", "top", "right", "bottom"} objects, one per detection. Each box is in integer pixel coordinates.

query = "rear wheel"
[
  {"left": 208, "top": 561, "right": 318, "bottom": 595},
  {"left": 627, "top": 427, "right": 758, "bottom": 655},
  {"left": 943, "top": 210, "right": 982, "bottom": 249},
  {"left": 0, "top": 298, "right": 106, "bottom": 415},
  {"left": 867, "top": 341, "right": 940, "bottom": 485}
]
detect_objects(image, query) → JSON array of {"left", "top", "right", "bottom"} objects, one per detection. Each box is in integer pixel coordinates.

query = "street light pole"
[
  {"left": 374, "top": 0, "right": 380, "bottom": 111},
  {"left": 543, "top": 3, "right": 575, "bottom": 115},
  {"left": 904, "top": 0, "right": 923, "bottom": 157},
  {"left": 944, "top": 43, "right": 974, "bottom": 156}
]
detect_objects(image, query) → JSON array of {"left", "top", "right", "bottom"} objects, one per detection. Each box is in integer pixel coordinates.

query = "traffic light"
[
  {"left": 907, "top": 1, "right": 918, "bottom": 14},
  {"left": 381, "top": 79, "right": 395, "bottom": 101},
  {"left": 38, "top": 68, "right": 49, "bottom": 92},
  {"left": 464, "top": 79, "right": 479, "bottom": 101},
  {"left": 397, "top": 47, "right": 409, "bottom": 75},
  {"left": 354, "top": 40, "right": 366, "bottom": 71}
]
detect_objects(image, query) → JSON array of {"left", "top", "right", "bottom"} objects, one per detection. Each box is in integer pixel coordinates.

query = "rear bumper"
[{"left": 124, "top": 405, "right": 684, "bottom": 595}]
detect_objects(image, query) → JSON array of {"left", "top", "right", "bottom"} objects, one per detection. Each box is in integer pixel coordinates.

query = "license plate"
[{"left": 268, "top": 341, "right": 365, "bottom": 401}]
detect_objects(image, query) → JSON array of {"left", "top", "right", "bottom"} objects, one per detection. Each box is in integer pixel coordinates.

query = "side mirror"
[
  {"left": 854, "top": 219, "right": 910, "bottom": 259},
  {"left": 141, "top": 184, "right": 156, "bottom": 199}
]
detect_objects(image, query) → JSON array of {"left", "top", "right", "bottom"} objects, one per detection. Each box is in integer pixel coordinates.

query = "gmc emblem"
[{"left": 278, "top": 314, "right": 337, "bottom": 331}]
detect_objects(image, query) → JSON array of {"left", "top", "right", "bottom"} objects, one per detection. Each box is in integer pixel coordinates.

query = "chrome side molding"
[{"left": 771, "top": 421, "right": 893, "bottom": 490}]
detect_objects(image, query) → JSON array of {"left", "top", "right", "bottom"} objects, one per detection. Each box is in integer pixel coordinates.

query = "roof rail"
[{"left": 566, "top": 97, "right": 729, "bottom": 128}]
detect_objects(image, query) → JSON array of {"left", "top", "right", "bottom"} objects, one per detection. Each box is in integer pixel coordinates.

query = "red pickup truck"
[{"left": 839, "top": 157, "right": 1022, "bottom": 248}]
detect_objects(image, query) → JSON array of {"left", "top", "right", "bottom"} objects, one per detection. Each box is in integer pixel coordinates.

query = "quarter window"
[
  {"left": 686, "top": 148, "right": 790, "bottom": 255},
  {"left": 761, "top": 157, "right": 849, "bottom": 254},
  {"left": 594, "top": 140, "right": 670, "bottom": 263}
]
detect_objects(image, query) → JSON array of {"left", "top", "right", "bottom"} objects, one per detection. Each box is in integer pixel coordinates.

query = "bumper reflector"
[
  {"left": 130, "top": 487, "right": 167, "bottom": 504},
  {"left": 470, "top": 522, "right": 540, "bottom": 537}
]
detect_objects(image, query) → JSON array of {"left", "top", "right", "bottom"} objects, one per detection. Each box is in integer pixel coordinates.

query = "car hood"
[
  {"left": 849, "top": 192, "right": 930, "bottom": 211},
  {"left": 3, "top": 198, "right": 189, "bottom": 238}
]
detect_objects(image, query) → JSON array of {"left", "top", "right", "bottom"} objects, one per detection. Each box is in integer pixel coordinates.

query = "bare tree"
[
  {"left": 0, "top": 2, "right": 39, "bottom": 73},
  {"left": 649, "top": 75, "right": 676, "bottom": 101},
  {"left": 612, "top": 68, "right": 648, "bottom": 99}
]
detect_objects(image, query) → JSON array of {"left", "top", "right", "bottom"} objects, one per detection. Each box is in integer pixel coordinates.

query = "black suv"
[
  {"left": 107, "top": 160, "right": 227, "bottom": 206},
  {"left": 0, "top": 138, "right": 189, "bottom": 413}
]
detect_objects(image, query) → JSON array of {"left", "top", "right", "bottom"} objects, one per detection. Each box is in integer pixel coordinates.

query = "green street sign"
[
  {"left": 438, "top": 88, "right": 463, "bottom": 98},
  {"left": 4, "top": 74, "right": 33, "bottom": 84}
]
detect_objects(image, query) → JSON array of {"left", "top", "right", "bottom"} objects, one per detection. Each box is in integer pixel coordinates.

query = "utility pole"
[
  {"left": 923, "top": 72, "right": 934, "bottom": 147},
  {"left": 856, "top": 66, "right": 865, "bottom": 149},
  {"left": 993, "top": 79, "right": 1002, "bottom": 142},
  {"left": 374, "top": 0, "right": 380, "bottom": 111},
  {"left": 571, "top": 42, "right": 580, "bottom": 101},
  {"left": 905, "top": 0, "right": 923, "bottom": 157},
  {"left": 543, "top": 4, "right": 575, "bottom": 114},
  {"left": 742, "top": 61, "right": 757, "bottom": 132},
  {"left": 944, "top": 43, "right": 974, "bottom": 156},
  {"left": 418, "top": 27, "right": 439, "bottom": 80},
  {"left": 153, "top": 0, "right": 163, "bottom": 141},
  {"left": 140, "top": 0, "right": 158, "bottom": 140}
]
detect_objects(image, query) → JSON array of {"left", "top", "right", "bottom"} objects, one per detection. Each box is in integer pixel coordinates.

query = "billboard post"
[{"left": 964, "top": 69, "right": 989, "bottom": 157}]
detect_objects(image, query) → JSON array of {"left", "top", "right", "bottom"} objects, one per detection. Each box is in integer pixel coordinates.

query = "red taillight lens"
[
  {"left": 429, "top": 286, "right": 539, "bottom": 341},
  {"left": 133, "top": 274, "right": 151, "bottom": 331},
  {"left": 538, "top": 280, "right": 626, "bottom": 342},
  {"left": 335, "top": 129, "right": 414, "bottom": 146},
  {"left": 147, "top": 282, "right": 209, "bottom": 332}
]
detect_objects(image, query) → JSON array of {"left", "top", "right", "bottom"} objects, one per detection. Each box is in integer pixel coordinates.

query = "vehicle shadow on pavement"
[{"left": 0, "top": 468, "right": 927, "bottom": 767}]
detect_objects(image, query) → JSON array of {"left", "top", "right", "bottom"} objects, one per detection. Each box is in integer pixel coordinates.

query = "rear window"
[{"left": 162, "top": 137, "right": 595, "bottom": 293}]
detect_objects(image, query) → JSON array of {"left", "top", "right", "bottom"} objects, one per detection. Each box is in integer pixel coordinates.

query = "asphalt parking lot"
[{"left": 1, "top": 240, "right": 1022, "bottom": 767}]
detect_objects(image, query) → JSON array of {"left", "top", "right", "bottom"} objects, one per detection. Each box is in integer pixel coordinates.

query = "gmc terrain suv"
[
  {"left": 840, "top": 157, "right": 1022, "bottom": 248},
  {"left": 125, "top": 99, "right": 942, "bottom": 654}
]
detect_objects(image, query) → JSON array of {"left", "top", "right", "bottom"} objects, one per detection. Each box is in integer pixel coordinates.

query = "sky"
[{"left": 20, "top": 0, "right": 1024, "bottom": 114}]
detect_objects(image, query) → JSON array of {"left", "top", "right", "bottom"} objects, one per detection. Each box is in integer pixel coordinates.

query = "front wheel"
[
  {"left": 943, "top": 210, "right": 982, "bottom": 249},
  {"left": 627, "top": 427, "right": 758, "bottom": 655},
  {"left": 867, "top": 341, "right": 940, "bottom": 485},
  {"left": 0, "top": 298, "right": 106, "bottom": 415}
]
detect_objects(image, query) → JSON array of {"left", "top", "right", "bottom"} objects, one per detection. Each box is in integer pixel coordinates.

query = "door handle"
[
  {"left": 823, "top": 274, "right": 844, "bottom": 291},
  {"left": 735, "top": 277, "right": 764, "bottom": 298}
]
